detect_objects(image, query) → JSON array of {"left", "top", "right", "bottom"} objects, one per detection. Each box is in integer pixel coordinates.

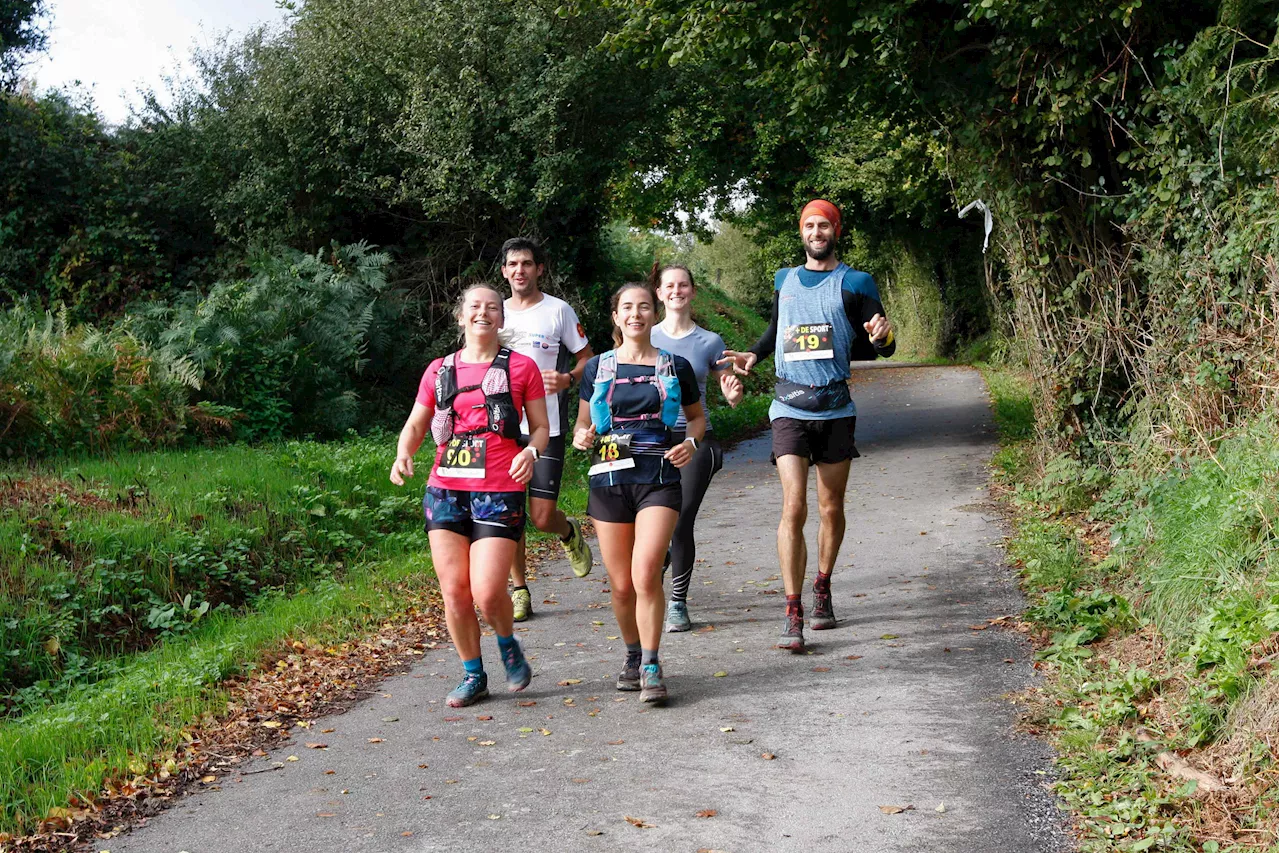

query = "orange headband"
[{"left": 799, "top": 199, "right": 841, "bottom": 239}]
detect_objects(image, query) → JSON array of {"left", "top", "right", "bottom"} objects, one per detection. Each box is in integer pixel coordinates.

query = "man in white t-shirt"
[{"left": 499, "top": 237, "right": 595, "bottom": 621}]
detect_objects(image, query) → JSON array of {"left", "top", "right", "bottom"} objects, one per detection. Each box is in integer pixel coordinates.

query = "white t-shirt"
[{"left": 503, "top": 293, "right": 590, "bottom": 437}]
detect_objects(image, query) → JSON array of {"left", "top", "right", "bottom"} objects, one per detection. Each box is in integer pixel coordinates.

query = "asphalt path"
[{"left": 110, "top": 364, "right": 1070, "bottom": 853}]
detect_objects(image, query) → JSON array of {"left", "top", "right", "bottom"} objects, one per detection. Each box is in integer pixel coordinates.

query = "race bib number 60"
[
  {"left": 437, "top": 438, "right": 486, "bottom": 479},
  {"left": 589, "top": 433, "right": 635, "bottom": 476},
  {"left": 782, "top": 322, "right": 835, "bottom": 362}
]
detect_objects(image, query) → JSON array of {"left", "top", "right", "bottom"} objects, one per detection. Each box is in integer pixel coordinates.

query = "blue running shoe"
[
  {"left": 639, "top": 663, "right": 668, "bottom": 704},
  {"left": 445, "top": 672, "right": 489, "bottom": 708},
  {"left": 501, "top": 638, "right": 532, "bottom": 692},
  {"left": 664, "top": 600, "right": 691, "bottom": 632}
]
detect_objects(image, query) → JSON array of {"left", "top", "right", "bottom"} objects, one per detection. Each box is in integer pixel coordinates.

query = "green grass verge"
[
  {"left": 978, "top": 363, "right": 1278, "bottom": 852},
  {"left": 0, "top": 552, "right": 434, "bottom": 835}
]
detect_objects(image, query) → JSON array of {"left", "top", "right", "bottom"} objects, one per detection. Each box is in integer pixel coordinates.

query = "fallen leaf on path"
[
  {"left": 200, "top": 775, "right": 216, "bottom": 784},
  {"left": 572, "top": 777, "right": 591, "bottom": 783},
  {"left": 587, "top": 830, "right": 604, "bottom": 836},
  {"left": 418, "top": 764, "right": 428, "bottom": 768},
  {"left": 968, "top": 624, "right": 988, "bottom": 631},
  {"left": 518, "top": 727, "right": 534, "bottom": 733},
  {"left": 845, "top": 655, "right": 862, "bottom": 660},
  {"left": 607, "top": 739, "right": 624, "bottom": 745},
  {"left": 285, "top": 755, "right": 299, "bottom": 762},
  {"left": 880, "top": 634, "right": 898, "bottom": 640},
  {"left": 720, "top": 727, "right": 735, "bottom": 732},
  {"left": 488, "top": 814, "right": 502, "bottom": 820},
  {"left": 324, "top": 770, "right": 335, "bottom": 775},
  {"left": 479, "top": 740, "right": 496, "bottom": 746},
  {"left": 812, "top": 666, "right": 831, "bottom": 672},
  {"left": 625, "top": 815, "right": 655, "bottom": 828},
  {"left": 517, "top": 701, "right": 536, "bottom": 707},
  {"left": 305, "top": 743, "right": 328, "bottom": 749},
  {"left": 558, "top": 679, "right": 583, "bottom": 686},
  {"left": 878, "top": 805, "right": 915, "bottom": 815},
  {"left": 260, "top": 721, "right": 283, "bottom": 729},
  {"left": 443, "top": 716, "right": 463, "bottom": 722},
  {"left": 713, "top": 671, "right": 728, "bottom": 678},
  {"left": 936, "top": 803, "right": 947, "bottom": 813},
  {"left": 761, "top": 753, "right": 776, "bottom": 760},
  {"left": 401, "top": 831, "right": 413, "bottom": 836},
  {"left": 695, "top": 625, "right": 715, "bottom": 633},
  {"left": 321, "top": 728, "right": 335, "bottom": 733},
  {"left": 696, "top": 809, "right": 718, "bottom": 818},
  {"left": 539, "top": 729, "right": 552, "bottom": 736},
  {"left": 382, "top": 716, "right": 399, "bottom": 722},
  {"left": 476, "top": 715, "right": 492, "bottom": 721},
  {"left": 367, "top": 737, "right": 384, "bottom": 744},
  {"left": 317, "top": 812, "right": 336, "bottom": 818}
]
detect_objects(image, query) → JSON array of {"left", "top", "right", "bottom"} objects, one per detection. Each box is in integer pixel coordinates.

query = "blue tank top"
[{"left": 770, "top": 264, "right": 857, "bottom": 422}]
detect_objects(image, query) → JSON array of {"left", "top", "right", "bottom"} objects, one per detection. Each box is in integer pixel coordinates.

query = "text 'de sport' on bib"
[
  {"left": 589, "top": 433, "right": 636, "bottom": 477},
  {"left": 437, "top": 438, "right": 487, "bottom": 479},
  {"left": 782, "top": 322, "right": 835, "bottom": 362}
]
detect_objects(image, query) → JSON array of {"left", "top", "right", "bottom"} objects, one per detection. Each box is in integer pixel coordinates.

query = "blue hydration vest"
[{"left": 589, "top": 349, "right": 682, "bottom": 433}]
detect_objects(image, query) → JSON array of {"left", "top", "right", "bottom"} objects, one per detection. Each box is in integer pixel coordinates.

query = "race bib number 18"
[
  {"left": 782, "top": 322, "right": 835, "bottom": 362},
  {"left": 589, "top": 433, "right": 635, "bottom": 476},
  {"left": 437, "top": 438, "right": 486, "bottom": 479}
]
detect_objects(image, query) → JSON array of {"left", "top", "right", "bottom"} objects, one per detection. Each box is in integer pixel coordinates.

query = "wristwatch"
[
  {"left": 683, "top": 437, "right": 699, "bottom": 451},
  {"left": 526, "top": 446, "right": 540, "bottom": 462}
]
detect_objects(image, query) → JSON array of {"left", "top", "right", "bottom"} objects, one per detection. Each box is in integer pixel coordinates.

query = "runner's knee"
[
  {"left": 527, "top": 501, "right": 560, "bottom": 531},
  {"left": 780, "top": 499, "right": 808, "bottom": 528},
  {"left": 818, "top": 501, "right": 845, "bottom": 528}
]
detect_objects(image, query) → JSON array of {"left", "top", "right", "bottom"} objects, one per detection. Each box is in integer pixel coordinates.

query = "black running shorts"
[
  {"left": 587, "top": 482, "right": 682, "bottom": 524},
  {"left": 770, "top": 416, "right": 859, "bottom": 465}
]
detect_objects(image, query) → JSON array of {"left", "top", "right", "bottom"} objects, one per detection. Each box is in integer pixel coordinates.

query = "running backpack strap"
[
  {"left": 482, "top": 347, "right": 521, "bottom": 439},
  {"left": 655, "top": 350, "right": 682, "bottom": 428},
  {"left": 589, "top": 350, "right": 617, "bottom": 433},
  {"left": 430, "top": 352, "right": 459, "bottom": 446}
]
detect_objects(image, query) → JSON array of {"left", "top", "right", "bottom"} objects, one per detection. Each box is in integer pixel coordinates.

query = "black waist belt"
[{"left": 773, "top": 378, "right": 851, "bottom": 413}]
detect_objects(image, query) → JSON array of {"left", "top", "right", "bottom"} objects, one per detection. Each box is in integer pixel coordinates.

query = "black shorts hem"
[{"left": 587, "top": 482, "right": 682, "bottom": 524}]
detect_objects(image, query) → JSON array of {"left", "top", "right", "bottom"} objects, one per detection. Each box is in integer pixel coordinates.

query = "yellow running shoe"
[{"left": 512, "top": 587, "right": 532, "bottom": 622}]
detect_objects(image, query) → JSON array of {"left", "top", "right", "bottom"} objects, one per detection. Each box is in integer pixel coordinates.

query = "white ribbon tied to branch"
[{"left": 958, "top": 199, "right": 993, "bottom": 253}]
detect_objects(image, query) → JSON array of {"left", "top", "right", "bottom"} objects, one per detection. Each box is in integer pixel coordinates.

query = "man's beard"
[{"left": 806, "top": 240, "right": 835, "bottom": 262}]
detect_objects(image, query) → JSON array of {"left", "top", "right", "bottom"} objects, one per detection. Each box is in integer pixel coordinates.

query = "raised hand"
[
  {"left": 719, "top": 372, "right": 744, "bottom": 406},
  {"left": 572, "top": 423, "right": 597, "bottom": 452},
  {"left": 664, "top": 440, "right": 693, "bottom": 468},
  {"left": 863, "top": 314, "right": 891, "bottom": 344},
  {"left": 717, "top": 350, "right": 757, "bottom": 376},
  {"left": 508, "top": 447, "right": 536, "bottom": 484},
  {"left": 541, "top": 369, "right": 570, "bottom": 395}
]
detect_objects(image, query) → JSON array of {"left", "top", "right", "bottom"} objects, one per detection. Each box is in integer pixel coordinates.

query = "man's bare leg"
[
  {"left": 775, "top": 454, "right": 811, "bottom": 650},
  {"left": 811, "top": 459, "right": 851, "bottom": 629}
]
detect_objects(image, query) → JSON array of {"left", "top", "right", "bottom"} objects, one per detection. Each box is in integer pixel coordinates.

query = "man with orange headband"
[{"left": 720, "top": 198, "right": 895, "bottom": 652}]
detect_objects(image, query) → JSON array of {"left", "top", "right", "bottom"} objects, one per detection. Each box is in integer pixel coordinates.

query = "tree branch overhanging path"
[{"left": 110, "top": 365, "right": 1070, "bottom": 853}]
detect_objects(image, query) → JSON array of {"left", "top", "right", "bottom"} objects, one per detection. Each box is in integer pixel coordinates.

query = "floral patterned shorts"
[{"left": 423, "top": 487, "right": 526, "bottom": 541}]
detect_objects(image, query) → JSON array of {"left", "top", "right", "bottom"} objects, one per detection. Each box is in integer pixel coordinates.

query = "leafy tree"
[{"left": 0, "top": 0, "right": 46, "bottom": 90}]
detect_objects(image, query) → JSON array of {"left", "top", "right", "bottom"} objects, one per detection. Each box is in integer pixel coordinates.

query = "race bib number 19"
[
  {"left": 589, "top": 433, "right": 635, "bottom": 476},
  {"left": 438, "top": 438, "right": 486, "bottom": 479},
  {"left": 782, "top": 322, "right": 835, "bottom": 362}
]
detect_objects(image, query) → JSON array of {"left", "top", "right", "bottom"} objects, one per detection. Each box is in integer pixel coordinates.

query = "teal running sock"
[
  {"left": 496, "top": 634, "right": 517, "bottom": 656},
  {"left": 641, "top": 648, "right": 659, "bottom": 666},
  {"left": 626, "top": 640, "right": 642, "bottom": 656},
  {"left": 462, "top": 657, "right": 484, "bottom": 676}
]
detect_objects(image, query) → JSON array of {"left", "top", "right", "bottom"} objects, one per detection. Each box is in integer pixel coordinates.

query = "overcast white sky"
[{"left": 26, "top": 0, "right": 291, "bottom": 125}]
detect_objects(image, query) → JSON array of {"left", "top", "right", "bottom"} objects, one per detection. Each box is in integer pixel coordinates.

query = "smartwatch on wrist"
[
  {"left": 527, "top": 446, "right": 540, "bottom": 462},
  {"left": 683, "top": 437, "right": 699, "bottom": 452}
]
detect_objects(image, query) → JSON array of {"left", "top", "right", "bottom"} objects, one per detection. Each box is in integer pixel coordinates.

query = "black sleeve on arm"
[
  {"left": 844, "top": 290, "right": 897, "bottom": 360},
  {"left": 747, "top": 291, "right": 780, "bottom": 361}
]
